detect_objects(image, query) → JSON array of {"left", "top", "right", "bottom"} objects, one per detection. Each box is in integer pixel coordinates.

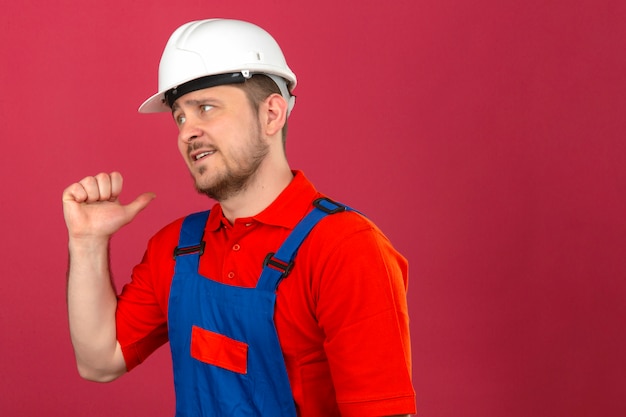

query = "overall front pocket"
[{"left": 191, "top": 325, "right": 248, "bottom": 374}]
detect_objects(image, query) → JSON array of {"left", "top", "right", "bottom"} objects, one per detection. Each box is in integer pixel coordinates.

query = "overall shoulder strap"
[
  {"left": 256, "top": 198, "right": 354, "bottom": 291},
  {"left": 173, "top": 210, "right": 210, "bottom": 259}
]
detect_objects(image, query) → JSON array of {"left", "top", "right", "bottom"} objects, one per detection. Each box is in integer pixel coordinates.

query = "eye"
[
  {"left": 174, "top": 114, "right": 186, "bottom": 125},
  {"left": 200, "top": 104, "right": 213, "bottom": 113}
]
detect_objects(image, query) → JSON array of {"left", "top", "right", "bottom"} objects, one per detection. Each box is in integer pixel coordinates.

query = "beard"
[{"left": 192, "top": 126, "right": 269, "bottom": 201}]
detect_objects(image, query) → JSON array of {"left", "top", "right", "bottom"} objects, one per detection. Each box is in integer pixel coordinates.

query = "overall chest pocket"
[{"left": 191, "top": 325, "right": 248, "bottom": 374}]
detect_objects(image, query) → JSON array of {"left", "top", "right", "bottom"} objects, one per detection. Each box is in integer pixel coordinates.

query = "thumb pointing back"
[{"left": 125, "top": 192, "right": 156, "bottom": 219}]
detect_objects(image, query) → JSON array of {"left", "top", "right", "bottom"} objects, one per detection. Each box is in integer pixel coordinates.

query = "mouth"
[{"left": 190, "top": 149, "right": 216, "bottom": 162}]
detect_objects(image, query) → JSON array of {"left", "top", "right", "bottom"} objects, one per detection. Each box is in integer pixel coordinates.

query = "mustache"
[{"left": 187, "top": 141, "right": 217, "bottom": 154}]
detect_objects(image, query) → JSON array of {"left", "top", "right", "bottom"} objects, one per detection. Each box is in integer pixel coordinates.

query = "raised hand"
[{"left": 62, "top": 172, "right": 155, "bottom": 241}]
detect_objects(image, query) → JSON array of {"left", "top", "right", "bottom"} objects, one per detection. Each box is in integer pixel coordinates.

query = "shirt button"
[
  {"left": 233, "top": 244, "right": 241, "bottom": 251},
  {"left": 227, "top": 272, "right": 235, "bottom": 279}
]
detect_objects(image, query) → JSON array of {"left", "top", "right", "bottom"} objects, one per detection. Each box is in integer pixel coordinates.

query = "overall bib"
[{"left": 168, "top": 198, "right": 349, "bottom": 416}]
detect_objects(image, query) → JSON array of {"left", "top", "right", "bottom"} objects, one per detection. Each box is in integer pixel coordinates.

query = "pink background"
[{"left": 1, "top": 1, "right": 625, "bottom": 416}]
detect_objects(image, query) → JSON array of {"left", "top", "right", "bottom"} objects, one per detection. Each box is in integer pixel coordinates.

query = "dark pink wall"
[{"left": 1, "top": 1, "right": 624, "bottom": 416}]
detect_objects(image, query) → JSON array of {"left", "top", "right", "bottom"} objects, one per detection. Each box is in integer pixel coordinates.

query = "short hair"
[{"left": 234, "top": 74, "right": 289, "bottom": 147}]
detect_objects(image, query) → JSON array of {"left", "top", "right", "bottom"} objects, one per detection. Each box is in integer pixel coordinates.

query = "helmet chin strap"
[{"left": 266, "top": 74, "right": 296, "bottom": 117}]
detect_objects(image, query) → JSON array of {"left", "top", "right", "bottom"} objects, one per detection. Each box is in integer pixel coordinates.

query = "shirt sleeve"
[
  {"left": 115, "top": 219, "right": 182, "bottom": 371},
  {"left": 311, "top": 212, "right": 416, "bottom": 416}
]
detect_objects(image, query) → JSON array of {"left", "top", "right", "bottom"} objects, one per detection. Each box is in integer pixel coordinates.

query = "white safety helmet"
[{"left": 138, "top": 19, "right": 297, "bottom": 115}]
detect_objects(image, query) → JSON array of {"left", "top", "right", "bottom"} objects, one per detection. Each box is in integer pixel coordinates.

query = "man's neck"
[{"left": 219, "top": 164, "right": 294, "bottom": 224}]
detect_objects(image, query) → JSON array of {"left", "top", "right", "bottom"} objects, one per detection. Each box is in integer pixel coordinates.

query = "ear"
[{"left": 261, "top": 93, "right": 288, "bottom": 137}]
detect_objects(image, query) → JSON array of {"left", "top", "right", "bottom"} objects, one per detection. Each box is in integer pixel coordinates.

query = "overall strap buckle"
[
  {"left": 263, "top": 252, "right": 295, "bottom": 278},
  {"left": 313, "top": 197, "right": 347, "bottom": 214},
  {"left": 173, "top": 241, "right": 206, "bottom": 259}
]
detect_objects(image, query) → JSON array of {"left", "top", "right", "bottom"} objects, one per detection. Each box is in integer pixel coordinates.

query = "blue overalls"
[{"left": 167, "top": 198, "right": 349, "bottom": 416}]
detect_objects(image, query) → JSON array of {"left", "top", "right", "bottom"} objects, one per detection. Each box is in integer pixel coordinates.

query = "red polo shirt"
[{"left": 116, "top": 171, "right": 416, "bottom": 416}]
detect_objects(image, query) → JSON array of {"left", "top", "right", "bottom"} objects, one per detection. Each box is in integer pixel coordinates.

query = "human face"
[{"left": 172, "top": 85, "right": 269, "bottom": 201}]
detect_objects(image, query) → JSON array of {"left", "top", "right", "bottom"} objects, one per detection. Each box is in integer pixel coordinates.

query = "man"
[{"left": 63, "top": 19, "right": 416, "bottom": 416}]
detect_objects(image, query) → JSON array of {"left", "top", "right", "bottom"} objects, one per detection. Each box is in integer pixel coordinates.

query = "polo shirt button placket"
[{"left": 225, "top": 242, "right": 241, "bottom": 281}]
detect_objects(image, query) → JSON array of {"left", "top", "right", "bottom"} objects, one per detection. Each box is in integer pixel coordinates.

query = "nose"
[{"left": 178, "top": 119, "right": 203, "bottom": 143}]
